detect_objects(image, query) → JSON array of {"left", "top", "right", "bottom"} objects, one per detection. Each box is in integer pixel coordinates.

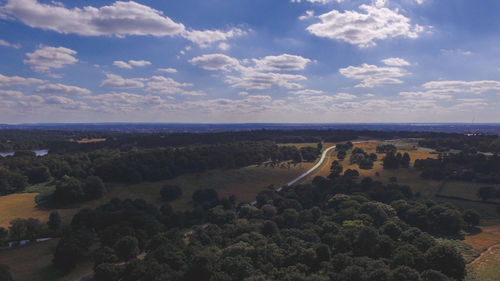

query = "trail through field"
[
  {"left": 284, "top": 145, "right": 337, "bottom": 187},
  {"left": 470, "top": 244, "right": 500, "bottom": 265}
]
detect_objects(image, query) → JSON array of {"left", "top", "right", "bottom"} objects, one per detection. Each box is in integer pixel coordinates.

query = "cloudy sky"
[{"left": 0, "top": 0, "right": 499, "bottom": 123}]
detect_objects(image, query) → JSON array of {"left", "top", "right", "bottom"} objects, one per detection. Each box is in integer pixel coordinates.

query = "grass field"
[{"left": 0, "top": 238, "right": 94, "bottom": 281}]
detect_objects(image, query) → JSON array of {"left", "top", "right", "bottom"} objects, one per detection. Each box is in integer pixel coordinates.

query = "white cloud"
[
  {"left": 339, "top": 63, "right": 409, "bottom": 87},
  {"left": 100, "top": 73, "right": 144, "bottom": 88},
  {"left": 0, "top": 89, "right": 24, "bottom": 98},
  {"left": 100, "top": 74, "right": 201, "bottom": 95},
  {"left": 86, "top": 92, "right": 167, "bottom": 112},
  {"left": 238, "top": 91, "right": 248, "bottom": 96},
  {"left": 157, "top": 68, "right": 178, "bottom": 73},
  {"left": 218, "top": 42, "right": 230, "bottom": 51},
  {"left": 0, "top": 39, "right": 21, "bottom": 49},
  {"left": 129, "top": 60, "right": 151, "bottom": 67},
  {"left": 291, "top": 0, "right": 342, "bottom": 4},
  {"left": 0, "top": 74, "right": 44, "bottom": 87},
  {"left": 1, "top": 0, "right": 185, "bottom": 37},
  {"left": 299, "top": 10, "right": 315, "bottom": 21},
  {"left": 306, "top": 4, "right": 423, "bottom": 47},
  {"left": 191, "top": 53, "right": 311, "bottom": 91},
  {"left": 189, "top": 54, "right": 240, "bottom": 71},
  {"left": 252, "top": 54, "right": 311, "bottom": 71},
  {"left": 145, "top": 75, "right": 200, "bottom": 95},
  {"left": 225, "top": 70, "right": 307, "bottom": 90},
  {"left": 182, "top": 28, "right": 246, "bottom": 47},
  {"left": 422, "top": 80, "right": 500, "bottom": 95},
  {"left": 45, "top": 95, "right": 87, "bottom": 110},
  {"left": 399, "top": 91, "right": 452, "bottom": 100},
  {"left": 24, "top": 46, "right": 78, "bottom": 73},
  {"left": 113, "top": 60, "right": 151, "bottom": 69},
  {"left": 382, "top": 57, "right": 411, "bottom": 66},
  {"left": 36, "top": 83, "right": 91, "bottom": 95},
  {"left": 289, "top": 89, "right": 325, "bottom": 95},
  {"left": 113, "top": 61, "right": 133, "bottom": 69},
  {"left": 334, "top": 93, "right": 357, "bottom": 100}
]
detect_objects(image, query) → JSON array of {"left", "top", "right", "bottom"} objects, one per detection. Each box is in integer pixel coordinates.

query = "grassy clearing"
[
  {"left": 0, "top": 193, "right": 49, "bottom": 228},
  {"left": 0, "top": 238, "right": 94, "bottom": 281},
  {"left": 439, "top": 181, "right": 500, "bottom": 202},
  {"left": 470, "top": 245, "right": 500, "bottom": 281}
]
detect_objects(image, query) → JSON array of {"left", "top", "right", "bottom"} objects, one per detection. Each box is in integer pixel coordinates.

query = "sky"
[{"left": 0, "top": 0, "right": 499, "bottom": 124}]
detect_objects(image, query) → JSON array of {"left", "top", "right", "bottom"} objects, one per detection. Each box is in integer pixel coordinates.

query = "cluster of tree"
[
  {"left": 349, "top": 148, "right": 377, "bottom": 170},
  {"left": 414, "top": 153, "right": 500, "bottom": 183},
  {"left": 52, "top": 176, "right": 107, "bottom": 206},
  {"left": 376, "top": 144, "right": 397, "bottom": 154},
  {"left": 93, "top": 142, "right": 305, "bottom": 183},
  {"left": 0, "top": 212, "right": 61, "bottom": 245},
  {"left": 335, "top": 141, "right": 353, "bottom": 160},
  {"left": 54, "top": 170, "right": 471, "bottom": 280},
  {"left": 477, "top": 186, "right": 500, "bottom": 201},
  {"left": 300, "top": 147, "right": 321, "bottom": 162},
  {"left": 383, "top": 152, "right": 411, "bottom": 170},
  {"left": 419, "top": 135, "right": 500, "bottom": 154}
]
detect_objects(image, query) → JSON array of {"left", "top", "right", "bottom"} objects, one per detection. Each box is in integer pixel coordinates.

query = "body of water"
[{"left": 0, "top": 149, "right": 49, "bottom": 157}]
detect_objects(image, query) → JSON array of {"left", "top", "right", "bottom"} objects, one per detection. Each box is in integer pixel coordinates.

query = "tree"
[
  {"left": 477, "top": 186, "right": 498, "bottom": 201},
  {"left": 160, "top": 185, "right": 182, "bottom": 202},
  {"left": 94, "top": 263, "right": 124, "bottom": 281},
  {"left": 192, "top": 189, "right": 218, "bottom": 207},
  {"left": 420, "top": 270, "right": 450, "bottom": 281},
  {"left": 329, "top": 160, "right": 343, "bottom": 178},
  {"left": 463, "top": 209, "right": 480, "bottom": 228},
  {"left": 0, "top": 264, "right": 13, "bottom": 281},
  {"left": 390, "top": 266, "right": 421, "bottom": 281},
  {"left": 53, "top": 238, "right": 84, "bottom": 272},
  {"left": 53, "top": 176, "right": 84, "bottom": 205},
  {"left": 383, "top": 153, "right": 400, "bottom": 170},
  {"left": 48, "top": 211, "right": 62, "bottom": 231},
  {"left": 0, "top": 228, "right": 8, "bottom": 246},
  {"left": 24, "top": 218, "right": 43, "bottom": 240},
  {"left": 83, "top": 176, "right": 106, "bottom": 200},
  {"left": 402, "top": 153, "right": 411, "bottom": 168},
  {"left": 425, "top": 244, "right": 465, "bottom": 280},
  {"left": 9, "top": 218, "right": 26, "bottom": 241},
  {"left": 114, "top": 236, "right": 139, "bottom": 261}
]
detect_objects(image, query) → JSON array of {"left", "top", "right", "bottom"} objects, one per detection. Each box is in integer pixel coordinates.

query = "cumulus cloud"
[
  {"left": 225, "top": 70, "right": 307, "bottom": 90},
  {"left": 0, "top": 74, "right": 44, "bottom": 87},
  {"left": 145, "top": 75, "right": 201, "bottom": 95},
  {"left": 399, "top": 80, "right": 500, "bottom": 100},
  {"left": 291, "top": 0, "right": 342, "bottom": 4},
  {"left": 157, "top": 68, "right": 178, "bottom": 73},
  {"left": 86, "top": 92, "right": 167, "bottom": 112},
  {"left": 1, "top": 0, "right": 186, "bottom": 37},
  {"left": 382, "top": 57, "right": 411, "bottom": 66},
  {"left": 0, "top": 39, "right": 21, "bottom": 49},
  {"left": 218, "top": 42, "right": 230, "bottom": 51},
  {"left": 289, "top": 89, "right": 325, "bottom": 95},
  {"left": 252, "top": 54, "right": 311, "bottom": 71},
  {"left": 35, "top": 83, "right": 91, "bottom": 95},
  {"left": 190, "top": 53, "right": 311, "bottom": 91},
  {"left": 299, "top": 10, "right": 315, "bottom": 21},
  {"left": 45, "top": 95, "right": 87, "bottom": 110},
  {"left": 339, "top": 63, "right": 409, "bottom": 87},
  {"left": 189, "top": 54, "right": 240, "bottom": 71},
  {"left": 100, "top": 73, "right": 201, "bottom": 95},
  {"left": 306, "top": 4, "right": 423, "bottom": 47},
  {"left": 24, "top": 46, "right": 78, "bottom": 73},
  {"left": 422, "top": 80, "right": 500, "bottom": 94},
  {"left": 113, "top": 59, "right": 151, "bottom": 69},
  {"left": 182, "top": 28, "right": 246, "bottom": 47},
  {"left": 0, "top": 89, "right": 25, "bottom": 98},
  {"left": 100, "top": 73, "right": 144, "bottom": 88}
]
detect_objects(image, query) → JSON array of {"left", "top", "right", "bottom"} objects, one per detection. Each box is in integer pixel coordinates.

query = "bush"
[{"left": 160, "top": 185, "right": 182, "bottom": 202}]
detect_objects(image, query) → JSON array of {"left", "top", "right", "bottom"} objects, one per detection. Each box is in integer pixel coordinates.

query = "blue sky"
[{"left": 0, "top": 0, "right": 499, "bottom": 123}]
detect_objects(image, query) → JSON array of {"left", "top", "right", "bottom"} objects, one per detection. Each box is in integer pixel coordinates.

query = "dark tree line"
[
  {"left": 383, "top": 152, "right": 411, "bottom": 170},
  {"left": 53, "top": 170, "right": 470, "bottom": 281},
  {"left": 414, "top": 152, "right": 500, "bottom": 183}
]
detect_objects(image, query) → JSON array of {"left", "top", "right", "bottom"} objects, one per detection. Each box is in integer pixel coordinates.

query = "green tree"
[
  {"left": 9, "top": 218, "right": 26, "bottom": 241},
  {"left": 390, "top": 266, "right": 421, "bottom": 281},
  {"left": 0, "top": 264, "right": 13, "bottom": 281},
  {"left": 160, "top": 185, "right": 183, "bottom": 202},
  {"left": 463, "top": 209, "right": 480, "bottom": 228},
  {"left": 48, "top": 211, "right": 62, "bottom": 231},
  {"left": 114, "top": 236, "right": 139, "bottom": 261},
  {"left": 425, "top": 244, "right": 465, "bottom": 280}
]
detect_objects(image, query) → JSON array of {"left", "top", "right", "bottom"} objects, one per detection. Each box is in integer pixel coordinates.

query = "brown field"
[
  {"left": 465, "top": 224, "right": 500, "bottom": 281},
  {"left": 0, "top": 194, "right": 76, "bottom": 228},
  {"left": 0, "top": 239, "right": 93, "bottom": 281},
  {"left": 73, "top": 138, "right": 106, "bottom": 144}
]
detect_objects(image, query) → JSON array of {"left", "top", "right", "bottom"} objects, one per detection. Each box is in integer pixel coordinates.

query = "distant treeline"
[
  {"left": 0, "top": 141, "right": 317, "bottom": 199},
  {"left": 418, "top": 135, "right": 500, "bottom": 153},
  {"left": 0, "top": 129, "right": 477, "bottom": 153}
]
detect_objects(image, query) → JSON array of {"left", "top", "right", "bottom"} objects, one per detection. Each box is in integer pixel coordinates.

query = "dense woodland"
[
  {"left": 0, "top": 129, "right": 497, "bottom": 280},
  {"left": 49, "top": 171, "right": 471, "bottom": 281}
]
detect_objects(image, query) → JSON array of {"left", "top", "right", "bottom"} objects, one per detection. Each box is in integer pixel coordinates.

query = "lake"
[{"left": 0, "top": 149, "right": 49, "bottom": 157}]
